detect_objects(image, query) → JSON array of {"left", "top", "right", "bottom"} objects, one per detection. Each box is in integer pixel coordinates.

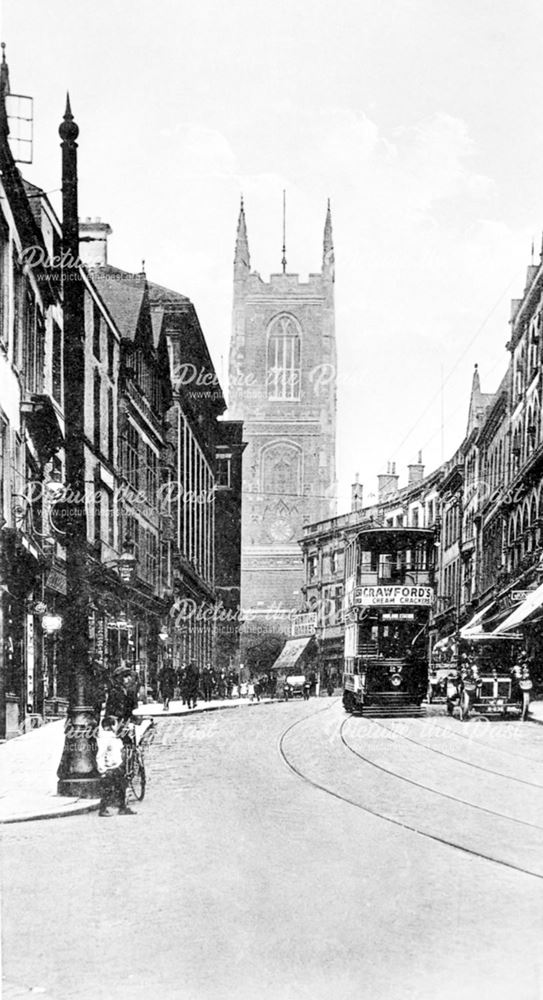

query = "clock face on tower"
[{"left": 268, "top": 516, "right": 294, "bottom": 543}]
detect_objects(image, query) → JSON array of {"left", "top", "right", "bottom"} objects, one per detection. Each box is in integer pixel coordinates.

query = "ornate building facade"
[{"left": 228, "top": 199, "right": 337, "bottom": 614}]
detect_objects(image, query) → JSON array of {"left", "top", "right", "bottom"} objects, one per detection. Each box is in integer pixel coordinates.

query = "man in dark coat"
[
  {"left": 178, "top": 664, "right": 187, "bottom": 705},
  {"left": 184, "top": 662, "right": 199, "bottom": 709},
  {"left": 159, "top": 660, "right": 177, "bottom": 711},
  {"left": 105, "top": 669, "right": 138, "bottom": 724},
  {"left": 202, "top": 665, "right": 214, "bottom": 702}
]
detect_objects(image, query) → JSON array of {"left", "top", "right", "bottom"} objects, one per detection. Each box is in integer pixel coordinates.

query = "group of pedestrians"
[
  {"left": 158, "top": 661, "right": 199, "bottom": 711},
  {"left": 157, "top": 662, "right": 276, "bottom": 709}
]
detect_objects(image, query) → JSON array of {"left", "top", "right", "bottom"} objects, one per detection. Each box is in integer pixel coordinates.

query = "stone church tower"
[{"left": 229, "top": 199, "right": 337, "bottom": 612}]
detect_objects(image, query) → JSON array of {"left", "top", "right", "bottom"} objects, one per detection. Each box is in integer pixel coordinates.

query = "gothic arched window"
[
  {"left": 261, "top": 443, "right": 301, "bottom": 498},
  {"left": 267, "top": 314, "right": 301, "bottom": 400}
]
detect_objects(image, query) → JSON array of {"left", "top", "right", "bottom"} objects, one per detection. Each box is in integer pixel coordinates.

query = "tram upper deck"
[{"left": 345, "top": 527, "right": 435, "bottom": 595}]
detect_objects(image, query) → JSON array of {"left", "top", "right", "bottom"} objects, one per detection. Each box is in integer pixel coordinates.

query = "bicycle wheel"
[{"left": 129, "top": 752, "right": 146, "bottom": 801}]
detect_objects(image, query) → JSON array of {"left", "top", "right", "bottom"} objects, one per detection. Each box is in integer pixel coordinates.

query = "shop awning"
[
  {"left": 432, "top": 635, "right": 455, "bottom": 654},
  {"left": 493, "top": 582, "right": 543, "bottom": 634},
  {"left": 271, "top": 636, "right": 313, "bottom": 672},
  {"left": 460, "top": 603, "right": 495, "bottom": 639}
]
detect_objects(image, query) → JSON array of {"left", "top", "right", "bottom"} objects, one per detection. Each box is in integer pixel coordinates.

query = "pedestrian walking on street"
[
  {"left": 96, "top": 716, "right": 136, "bottom": 817},
  {"left": 185, "top": 661, "right": 199, "bottom": 709},
  {"left": 178, "top": 665, "right": 187, "bottom": 705},
  {"left": 159, "top": 661, "right": 177, "bottom": 711},
  {"left": 202, "top": 664, "right": 214, "bottom": 702}
]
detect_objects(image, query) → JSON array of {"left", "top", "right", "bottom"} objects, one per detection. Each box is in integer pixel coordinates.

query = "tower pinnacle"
[
  {"left": 234, "top": 195, "right": 250, "bottom": 276},
  {"left": 323, "top": 198, "right": 334, "bottom": 281},
  {"left": 0, "top": 42, "right": 10, "bottom": 98}
]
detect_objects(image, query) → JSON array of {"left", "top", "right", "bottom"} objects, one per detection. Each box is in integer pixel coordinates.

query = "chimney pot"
[
  {"left": 351, "top": 477, "right": 364, "bottom": 512},
  {"left": 377, "top": 467, "right": 399, "bottom": 502},
  {"left": 78, "top": 218, "right": 112, "bottom": 267}
]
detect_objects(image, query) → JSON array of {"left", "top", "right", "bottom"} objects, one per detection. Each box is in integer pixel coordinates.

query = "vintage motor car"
[
  {"left": 448, "top": 667, "right": 531, "bottom": 721},
  {"left": 284, "top": 675, "right": 310, "bottom": 700}
]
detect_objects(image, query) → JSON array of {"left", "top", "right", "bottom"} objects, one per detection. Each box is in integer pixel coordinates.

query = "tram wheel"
[{"left": 342, "top": 692, "right": 354, "bottom": 714}]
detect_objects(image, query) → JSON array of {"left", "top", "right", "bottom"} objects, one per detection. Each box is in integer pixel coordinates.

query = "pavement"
[
  {"left": 132, "top": 693, "right": 276, "bottom": 718},
  {"left": 0, "top": 695, "right": 276, "bottom": 824},
  {"left": 0, "top": 693, "right": 541, "bottom": 825}
]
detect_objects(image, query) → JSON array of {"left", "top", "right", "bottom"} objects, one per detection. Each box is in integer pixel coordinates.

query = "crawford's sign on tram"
[{"left": 353, "top": 585, "right": 434, "bottom": 607}]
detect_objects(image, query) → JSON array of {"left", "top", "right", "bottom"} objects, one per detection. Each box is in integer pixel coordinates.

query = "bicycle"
[{"left": 122, "top": 719, "right": 155, "bottom": 802}]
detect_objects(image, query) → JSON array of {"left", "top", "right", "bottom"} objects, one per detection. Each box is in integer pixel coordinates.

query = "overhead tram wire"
[
  {"left": 413, "top": 353, "right": 510, "bottom": 458},
  {"left": 389, "top": 268, "right": 524, "bottom": 462}
]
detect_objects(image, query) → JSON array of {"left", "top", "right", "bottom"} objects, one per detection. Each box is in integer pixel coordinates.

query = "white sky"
[{"left": 3, "top": 0, "right": 543, "bottom": 512}]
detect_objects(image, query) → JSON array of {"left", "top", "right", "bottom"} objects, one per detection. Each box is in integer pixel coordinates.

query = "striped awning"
[
  {"left": 493, "top": 582, "right": 543, "bottom": 635},
  {"left": 460, "top": 602, "right": 495, "bottom": 639},
  {"left": 271, "top": 636, "right": 313, "bottom": 672}
]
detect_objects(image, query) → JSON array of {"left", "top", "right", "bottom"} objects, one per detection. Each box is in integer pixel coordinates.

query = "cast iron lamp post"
[{"left": 57, "top": 96, "right": 101, "bottom": 796}]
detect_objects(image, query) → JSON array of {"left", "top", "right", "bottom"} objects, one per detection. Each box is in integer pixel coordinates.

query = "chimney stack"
[
  {"left": 351, "top": 473, "right": 364, "bottom": 512},
  {"left": 407, "top": 450, "right": 425, "bottom": 486},
  {"left": 78, "top": 216, "right": 112, "bottom": 267},
  {"left": 377, "top": 461, "right": 399, "bottom": 502}
]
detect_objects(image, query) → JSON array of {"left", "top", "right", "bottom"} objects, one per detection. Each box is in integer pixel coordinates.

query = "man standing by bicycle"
[
  {"left": 105, "top": 667, "right": 139, "bottom": 725},
  {"left": 96, "top": 716, "right": 136, "bottom": 817}
]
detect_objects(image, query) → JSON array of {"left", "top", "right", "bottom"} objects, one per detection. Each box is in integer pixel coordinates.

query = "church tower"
[{"left": 229, "top": 199, "right": 337, "bottom": 613}]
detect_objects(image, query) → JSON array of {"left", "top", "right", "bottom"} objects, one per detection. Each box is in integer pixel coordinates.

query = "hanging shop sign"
[
  {"left": 291, "top": 612, "right": 317, "bottom": 637},
  {"left": 95, "top": 619, "right": 105, "bottom": 660},
  {"left": 26, "top": 614, "right": 34, "bottom": 710},
  {"left": 46, "top": 566, "right": 67, "bottom": 595}
]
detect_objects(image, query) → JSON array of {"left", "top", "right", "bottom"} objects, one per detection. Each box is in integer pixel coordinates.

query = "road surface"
[{"left": 2, "top": 699, "right": 543, "bottom": 1000}]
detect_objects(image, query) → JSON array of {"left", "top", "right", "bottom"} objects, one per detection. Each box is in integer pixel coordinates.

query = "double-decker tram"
[{"left": 342, "top": 526, "right": 435, "bottom": 716}]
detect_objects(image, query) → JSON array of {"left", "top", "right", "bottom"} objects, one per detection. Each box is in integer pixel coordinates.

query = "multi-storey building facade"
[
  {"left": 82, "top": 255, "right": 171, "bottom": 692},
  {"left": 0, "top": 46, "right": 245, "bottom": 733},
  {"left": 148, "top": 280, "right": 230, "bottom": 671},
  {"left": 0, "top": 55, "right": 67, "bottom": 737},
  {"left": 228, "top": 199, "right": 337, "bottom": 614}
]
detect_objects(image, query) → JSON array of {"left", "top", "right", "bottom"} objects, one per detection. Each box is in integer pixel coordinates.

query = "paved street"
[{"left": 3, "top": 699, "right": 543, "bottom": 1000}]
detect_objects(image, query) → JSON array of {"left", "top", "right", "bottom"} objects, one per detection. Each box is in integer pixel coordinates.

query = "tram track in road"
[
  {"left": 278, "top": 707, "right": 543, "bottom": 881},
  {"left": 366, "top": 717, "right": 543, "bottom": 790},
  {"left": 339, "top": 718, "right": 543, "bottom": 831},
  {"left": 430, "top": 719, "right": 543, "bottom": 766}
]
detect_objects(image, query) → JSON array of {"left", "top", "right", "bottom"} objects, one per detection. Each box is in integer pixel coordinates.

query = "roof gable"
[{"left": 90, "top": 266, "right": 149, "bottom": 345}]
